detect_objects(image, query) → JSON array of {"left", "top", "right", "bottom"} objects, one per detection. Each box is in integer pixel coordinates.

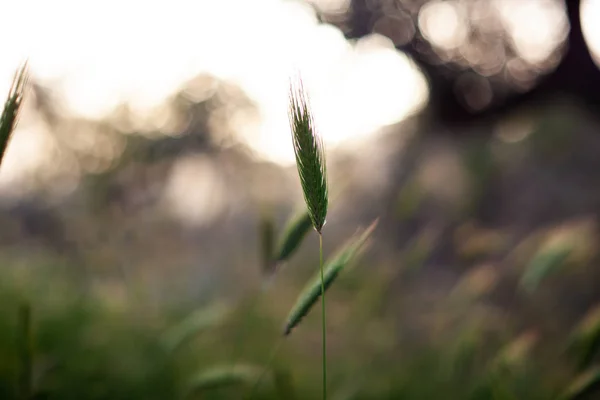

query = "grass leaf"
[
  {"left": 275, "top": 210, "right": 312, "bottom": 263},
  {"left": 520, "top": 244, "right": 572, "bottom": 293},
  {"left": 283, "top": 220, "right": 377, "bottom": 336},
  {"left": 273, "top": 367, "right": 297, "bottom": 400},
  {"left": 162, "top": 302, "right": 231, "bottom": 353},
  {"left": 185, "top": 364, "right": 264, "bottom": 395},
  {"left": 559, "top": 366, "right": 600, "bottom": 400},
  {"left": 568, "top": 304, "right": 600, "bottom": 370}
]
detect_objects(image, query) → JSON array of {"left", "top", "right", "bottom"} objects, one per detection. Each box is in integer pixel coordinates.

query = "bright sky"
[
  {"left": 0, "top": 0, "right": 427, "bottom": 169},
  {"left": 0, "top": 0, "right": 599, "bottom": 211}
]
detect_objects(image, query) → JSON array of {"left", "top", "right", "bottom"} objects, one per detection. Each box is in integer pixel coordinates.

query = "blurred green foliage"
[
  {"left": 0, "top": 235, "right": 597, "bottom": 400},
  {"left": 1, "top": 49, "right": 600, "bottom": 400}
]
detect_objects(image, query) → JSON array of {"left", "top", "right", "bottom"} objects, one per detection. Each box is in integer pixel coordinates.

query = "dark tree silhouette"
[{"left": 323, "top": 0, "right": 600, "bottom": 130}]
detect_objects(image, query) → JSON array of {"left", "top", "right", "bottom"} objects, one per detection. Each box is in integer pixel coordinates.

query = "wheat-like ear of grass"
[
  {"left": 283, "top": 220, "right": 378, "bottom": 336},
  {"left": 288, "top": 75, "right": 329, "bottom": 399},
  {"left": 0, "top": 62, "right": 29, "bottom": 167},
  {"left": 288, "top": 78, "right": 327, "bottom": 233}
]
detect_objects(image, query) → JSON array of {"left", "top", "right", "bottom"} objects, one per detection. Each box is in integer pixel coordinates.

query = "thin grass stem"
[{"left": 319, "top": 232, "right": 327, "bottom": 400}]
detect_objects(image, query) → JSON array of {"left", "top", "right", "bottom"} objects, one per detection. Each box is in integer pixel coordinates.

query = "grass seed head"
[
  {"left": 0, "top": 62, "right": 29, "bottom": 167},
  {"left": 288, "top": 76, "right": 328, "bottom": 233}
]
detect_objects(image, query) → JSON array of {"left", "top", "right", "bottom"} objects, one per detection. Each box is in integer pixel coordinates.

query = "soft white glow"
[
  {"left": 162, "top": 155, "right": 227, "bottom": 225},
  {"left": 582, "top": 0, "right": 600, "bottom": 64},
  {"left": 419, "top": 1, "right": 468, "bottom": 51},
  {"left": 494, "top": 0, "right": 568, "bottom": 65},
  {"left": 0, "top": 0, "right": 597, "bottom": 222},
  {"left": 0, "top": 0, "right": 427, "bottom": 173},
  {"left": 307, "top": 0, "right": 351, "bottom": 13}
]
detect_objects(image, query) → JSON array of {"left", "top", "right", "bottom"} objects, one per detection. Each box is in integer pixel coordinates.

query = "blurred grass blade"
[
  {"left": 0, "top": 62, "right": 29, "bottom": 167},
  {"left": 185, "top": 364, "right": 263, "bottom": 395},
  {"left": 490, "top": 330, "right": 537, "bottom": 373},
  {"left": 259, "top": 210, "right": 276, "bottom": 275},
  {"left": 17, "top": 301, "right": 33, "bottom": 400},
  {"left": 520, "top": 244, "right": 571, "bottom": 293},
  {"left": 288, "top": 76, "right": 328, "bottom": 233},
  {"left": 568, "top": 304, "right": 600, "bottom": 369},
  {"left": 274, "top": 367, "right": 297, "bottom": 400},
  {"left": 559, "top": 366, "right": 600, "bottom": 400},
  {"left": 162, "top": 302, "right": 231, "bottom": 353},
  {"left": 402, "top": 227, "right": 439, "bottom": 274},
  {"left": 331, "top": 380, "right": 362, "bottom": 400},
  {"left": 275, "top": 210, "right": 312, "bottom": 263},
  {"left": 283, "top": 220, "right": 377, "bottom": 336}
]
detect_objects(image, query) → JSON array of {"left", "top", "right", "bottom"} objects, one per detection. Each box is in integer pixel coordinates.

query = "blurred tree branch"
[{"left": 334, "top": 0, "right": 600, "bottom": 132}]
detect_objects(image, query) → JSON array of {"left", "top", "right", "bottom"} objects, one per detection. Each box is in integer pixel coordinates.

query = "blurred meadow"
[{"left": 1, "top": 0, "right": 600, "bottom": 398}]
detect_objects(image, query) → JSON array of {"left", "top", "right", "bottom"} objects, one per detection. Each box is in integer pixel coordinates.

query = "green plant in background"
[
  {"left": 520, "top": 244, "right": 573, "bottom": 293},
  {"left": 0, "top": 62, "right": 28, "bottom": 167},
  {"left": 287, "top": 75, "right": 329, "bottom": 398},
  {"left": 185, "top": 363, "right": 264, "bottom": 397},
  {"left": 274, "top": 210, "right": 313, "bottom": 268},
  {"left": 559, "top": 366, "right": 600, "bottom": 400},
  {"left": 162, "top": 302, "right": 232, "bottom": 354},
  {"left": 259, "top": 209, "right": 277, "bottom": 276},
  {"left": 259, "top": 209, "right": 313, "bottom": 278},
  {"left": 568, "top": 304, "right": 600, "bottom": 370},
  {"left": 17, "top": 302, "right": 32, "bottom": 400}
]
